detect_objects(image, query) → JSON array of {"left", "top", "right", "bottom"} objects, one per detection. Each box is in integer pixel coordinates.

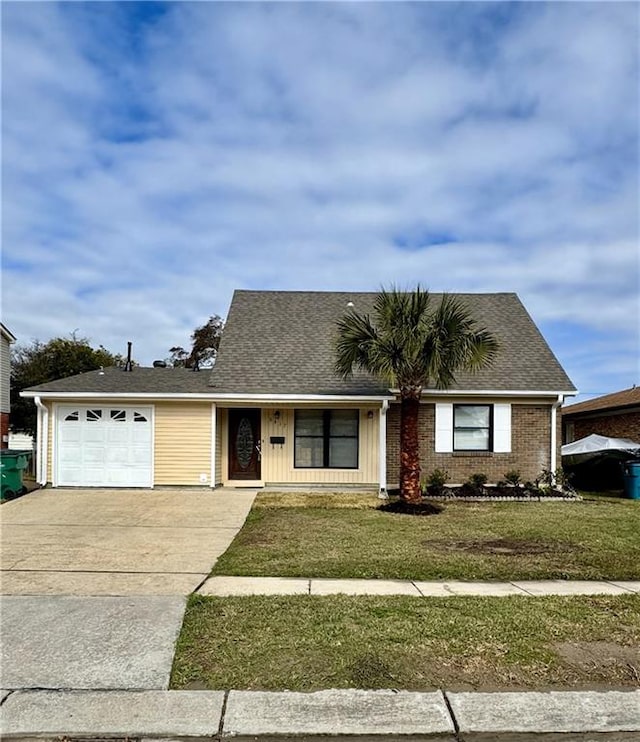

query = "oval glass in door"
[{"left": 236, "top": 417, "right": 254, "bottom": 470}]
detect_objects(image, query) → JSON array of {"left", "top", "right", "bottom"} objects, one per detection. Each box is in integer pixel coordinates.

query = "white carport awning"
[{"left": 562, "top": 433, "right": 640, "bottom": 463}]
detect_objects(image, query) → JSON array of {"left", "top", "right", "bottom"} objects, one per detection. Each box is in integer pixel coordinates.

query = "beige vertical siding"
[
  {"left": 218, "top": 405, "right": 380, "bottom": 486},
  {"left": 215, "top": 407, "right": 225, "bottom": 485},
  {"left": 154, "top": 402, "right": 212, "bottom": 485}
]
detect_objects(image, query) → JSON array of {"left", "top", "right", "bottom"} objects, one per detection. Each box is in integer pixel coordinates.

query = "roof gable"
[{"left": 209, "top": 290, "right": 576, "bottom": 395}]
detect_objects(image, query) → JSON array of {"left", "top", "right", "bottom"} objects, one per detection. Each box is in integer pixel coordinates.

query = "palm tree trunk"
[{"left": 399, "top": 392, "right": 422, "bottom": 503}]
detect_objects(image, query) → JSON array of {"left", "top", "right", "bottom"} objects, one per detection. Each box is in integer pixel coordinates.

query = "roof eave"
[
  {"left": 563, "top": 402, "right": 640, "bottom": 418},
  {"left": 1, "top": 323, "right": 17, "bottom": 343}
]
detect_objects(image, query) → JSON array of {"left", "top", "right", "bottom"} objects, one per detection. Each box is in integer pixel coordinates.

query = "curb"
[{"left": 1, "top": 688, "right": 639, "bottom": 739}]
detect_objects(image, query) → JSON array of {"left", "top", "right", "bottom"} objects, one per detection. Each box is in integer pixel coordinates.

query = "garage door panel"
[
  {"left": 108, "top": 426, "right": 130, "bottom": 444},
  {"left": 83, "top": 427, "right": 107, "bottom": 443},
  {"left": 131, "top": 425, "right": 152, "bottom": 442},
  {"left": 81, "top": 467, "right": 107, "bottom": 485},
  {"left": 56, "top": 406, "right": 153, "bottom": 488},
  {"left": 59, "top": 446, "right": 80, "bottom": 464},
  {"left": 106, "top": 445, "right": 129, "bottom": 464},
  {"left": 84, "top": 446, "right": 107, "bottom": 465},
  {"left": 130, "top": 448, "right": 152, "bottom": 466},
  {"left": 59, "top": 426, "right": 81, "bottom": 443},
  {"left": 58, "top": 467, "right": 82, "bottom": 484},
  {"left": 106, "top": 467, "right": 133, "bottom": 486}
]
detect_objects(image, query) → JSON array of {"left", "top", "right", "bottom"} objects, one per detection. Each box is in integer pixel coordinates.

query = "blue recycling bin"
[{"left": 623, "top": 461, "right": 640, "bottom": 500}]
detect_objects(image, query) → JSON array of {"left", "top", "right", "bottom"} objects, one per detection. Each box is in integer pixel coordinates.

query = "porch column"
[
  {"left": 379, "top": 400, "right": 388, "bottom": 495},
  {"left": 210, "top": 402, "right": 217, "bottom": 488},
  {"left": 34, "top": 396, "right": 48, "bottom": 485}
]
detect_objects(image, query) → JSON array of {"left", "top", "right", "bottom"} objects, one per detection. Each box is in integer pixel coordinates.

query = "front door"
[{"left": 228, "top": 408, "right": 261, "bottom": 480}]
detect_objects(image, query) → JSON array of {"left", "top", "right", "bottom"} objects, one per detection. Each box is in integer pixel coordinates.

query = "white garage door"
[{"left": 56, "top": 405, "right": 153, "bottom": 487}]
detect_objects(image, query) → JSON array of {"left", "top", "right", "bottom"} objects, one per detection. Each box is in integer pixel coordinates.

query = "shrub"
[
  {"left": 504, "top": 470, "right": 522, "bottom": 487},
  {"left": 466, "top": 472, "right": 488, "bottom": 492},
  {"left": 422, "top": 468, "right": 450, "bottom": 497},
  {"left": 427, "top": 468, "right": 450, "bottom": 488}
]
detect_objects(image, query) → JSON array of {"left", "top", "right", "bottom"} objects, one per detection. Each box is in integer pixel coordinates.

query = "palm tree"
[{"left": 335, "top": 287, "right": 499, "bottom": 504}]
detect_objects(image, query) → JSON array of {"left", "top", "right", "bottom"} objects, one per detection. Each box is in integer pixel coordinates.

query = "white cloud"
[{"left": 2, "top": 2, "right": 638, "bottom": 399}]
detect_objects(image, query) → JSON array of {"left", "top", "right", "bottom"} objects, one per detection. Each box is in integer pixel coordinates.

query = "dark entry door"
[{"left": 228, "top": 409, "right": 261, "bottom": 480}]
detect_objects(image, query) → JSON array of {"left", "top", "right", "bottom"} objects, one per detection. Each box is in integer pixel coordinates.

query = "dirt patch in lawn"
[
  {"left": 555, "top": 641, "right": 640, "bottom": 683},
  {"left": 426, "top": 537, "right": 571, "bottom": 556}
]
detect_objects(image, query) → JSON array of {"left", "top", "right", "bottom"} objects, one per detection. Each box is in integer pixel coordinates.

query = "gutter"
[
  {"left": 34, "top": 396, "right": 48, "bottom": 485},
  {"left": 20, "top": 391, "right": 395, "bottom": 403},
  {"left": 390, "top": 388, "right": 577, "bottom": 398}
]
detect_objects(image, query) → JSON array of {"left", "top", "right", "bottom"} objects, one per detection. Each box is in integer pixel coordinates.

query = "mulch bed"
[{"left": 379, "top": 500, "right": 443, "bottom": 516}]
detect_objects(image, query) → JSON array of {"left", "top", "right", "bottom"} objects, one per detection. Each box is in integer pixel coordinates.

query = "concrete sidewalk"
[
  {"left": 1, "top": 688, "right": 639, "bottom": 739},
  {"left": 198, "top": 575, "right": 640, "bottom": 597}
]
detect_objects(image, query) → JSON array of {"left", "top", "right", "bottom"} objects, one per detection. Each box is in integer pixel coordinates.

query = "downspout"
[
  {"left": 378, "top": 399, "right": 389, "bottom": 498},
  {"left": 34, "top": 396, "right": 48, "bottom": 486},
  {"left": 550, "top": 394, "right": 564, "bottom": 475}
]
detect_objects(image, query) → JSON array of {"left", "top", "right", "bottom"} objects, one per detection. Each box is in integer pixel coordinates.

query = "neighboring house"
[
  {"left": 21, "top": 290, "right": 576, "bottom": 491},
  {"left": 1, "top": 323, "right": 17, "bottom": 448},
  {"left": 562, "top": 386, "right": 640, "bottom": 444}
]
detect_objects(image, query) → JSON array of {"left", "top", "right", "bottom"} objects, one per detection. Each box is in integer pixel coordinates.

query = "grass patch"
[
  {"left": 212, "top": 493, "right": 640, "bottom": 580},
  {"left": 171, "top": 593, "right": 640, "bottom": 691}
]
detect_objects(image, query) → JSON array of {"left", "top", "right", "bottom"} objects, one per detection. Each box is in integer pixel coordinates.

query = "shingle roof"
[
  {"left": 23, "top": 291, "right": 576, "bottom": 397},
  {"left": 209, "top": 290, "right": 576, "bottom": 395},
  {"left": 23, "top": 366, "right": 213, "bottom": 394},
  {"left": 563, "top": 386, "right": 640, "bottom": 417}
]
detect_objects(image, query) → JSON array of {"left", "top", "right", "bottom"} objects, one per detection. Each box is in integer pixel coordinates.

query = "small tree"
[
  {"left": 11, "top": 336, "right": 124, "bottom": 435},
  {"left": 335, "top": 287, "right": 498, "bottom": 504},
  {"left": 169, "top": 315, "right": 223, "bottom": 369}
]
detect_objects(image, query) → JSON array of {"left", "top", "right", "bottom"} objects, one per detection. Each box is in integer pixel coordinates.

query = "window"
[
  {"left": 133, "top": 411, "right": 148, "bottom": 422},
  {"left": 110, "top": 410, "right": 126, "bottom": 422},
  {"left": 453, "top": 405, "right": 492, "bottom": 451},
  {"left": 86, "top": 409, "right": 103, "bottom": 422},
  {"left": 294, "top": 410, "right": 359, "bottom": 468},
  {"left": 64, "top": 411, "right": 79, "bottom": 421}
]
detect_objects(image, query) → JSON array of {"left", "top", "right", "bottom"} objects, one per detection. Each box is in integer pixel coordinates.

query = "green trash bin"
[
  {"left": 1, "top": 449, "right": 32, "bottom": 500},
  {"left": 623, "top": 461, "right": 640, "bottom": 500}
]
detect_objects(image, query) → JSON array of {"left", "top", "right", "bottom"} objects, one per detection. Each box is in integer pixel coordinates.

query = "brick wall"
[
  {"left": 571, "top": 410, "right": 640, "bottom": 443},
  {"left": 386, "top": 402, "right": 555, "bottom": 487}
]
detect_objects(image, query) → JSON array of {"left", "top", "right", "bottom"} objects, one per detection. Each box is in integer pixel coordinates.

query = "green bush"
[
  {"left": 427, "top": 468, "right": 450, "bottom": 488},
  {"left": 466, "top": 472, "right": 488, "bottom": 492},
  {"left": 504, "top": 470, "right": 522, "bottom": 487}
]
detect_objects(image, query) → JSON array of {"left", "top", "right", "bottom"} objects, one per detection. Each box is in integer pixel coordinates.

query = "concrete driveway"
[
  {"left": 0, "top": 487, "right": 256, "bottom": 595},
  {"left": 0, "top": 487, "right": 256, "bottom": 690}
]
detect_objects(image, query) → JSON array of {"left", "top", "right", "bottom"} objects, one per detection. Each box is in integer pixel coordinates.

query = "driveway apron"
[{"left": 0, "top": 487, "right": 256, "bottom": 690}]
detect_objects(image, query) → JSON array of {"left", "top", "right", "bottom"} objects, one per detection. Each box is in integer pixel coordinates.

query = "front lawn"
[
  {"left": 212, "top": 492, "right": 640, "bottom": 580},
  {"left": 171, "top": 593, "right": 640, "bottom": 691}
]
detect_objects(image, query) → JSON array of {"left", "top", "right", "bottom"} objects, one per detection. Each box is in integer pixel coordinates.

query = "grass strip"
[{"left": 171, "top": 593, "right": 640, "bottom": 691}]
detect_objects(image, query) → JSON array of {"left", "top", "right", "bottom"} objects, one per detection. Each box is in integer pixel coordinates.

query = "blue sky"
[{"left": 2, "top": 1, "right": 638, "bottom": 402}]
